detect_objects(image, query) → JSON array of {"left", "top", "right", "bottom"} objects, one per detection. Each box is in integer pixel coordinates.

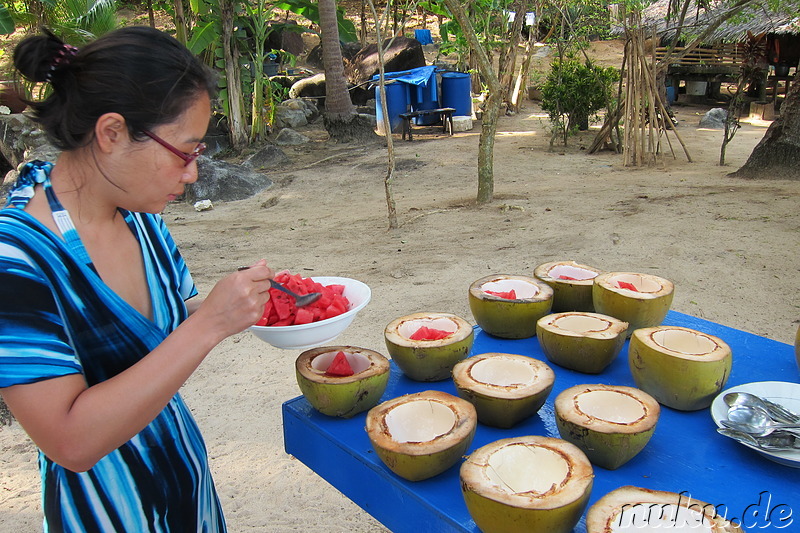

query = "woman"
[{"left": 0, "top": 27, "right": 273, "bottom": 531}]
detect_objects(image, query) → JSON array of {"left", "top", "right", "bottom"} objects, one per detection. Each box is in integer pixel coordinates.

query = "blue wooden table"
[{"left": 282, "top": 311, "right": 800, "bottom": 532}]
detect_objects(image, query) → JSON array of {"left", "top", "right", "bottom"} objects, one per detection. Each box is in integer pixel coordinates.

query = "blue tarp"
[{"left": 370, "top": 65, "right": 437, "bottom": 87}]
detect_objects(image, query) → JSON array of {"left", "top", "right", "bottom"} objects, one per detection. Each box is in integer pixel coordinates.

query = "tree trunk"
[
  {"left": 731, "top": 75, "right": 800, "bottom": 179},
  {"left": 220, "top": 0, "right": 247, "bottom": 150},
  {"left": 319, "top": 0, "right": 376, "bottom": 142},
  {"left": 443, "top": 0, "right": 503, "bottom": 204},
  {"left": 500, "top": 0, "right": 527, "bottom": 107},
  {"left": 173, "top": 0, "right": 188, "bottom": 45}
]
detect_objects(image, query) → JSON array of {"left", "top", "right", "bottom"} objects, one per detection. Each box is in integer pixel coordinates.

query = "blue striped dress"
[{"left": 0, "top": 161, "right": 226, "bottom": 532}]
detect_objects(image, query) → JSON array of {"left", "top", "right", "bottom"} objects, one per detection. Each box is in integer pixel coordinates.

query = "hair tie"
[{"left": 45, "top": 43, "right": 79, "bottom": 82}]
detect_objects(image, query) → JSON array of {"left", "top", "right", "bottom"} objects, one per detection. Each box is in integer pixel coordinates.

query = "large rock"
[
  {"left": 274, "top": 107, "right": 308, "bottom": 129},
  {"left": 344, "top": 36, "right": 426, "bottom": 87},
  {"left": 699, "top": 108, "right": 728, "bottom": 129},
  {"left": 187, "top": 157, "right": 273, "bottom": 203},
  {"left": 243, "top": 144, "right": 290, "bottom": 169},
  {"left": 0, "top": 114, "right": 274, "bottom": 204},
  {"left": 275, "top": 128, "right": 310, "bottom": 146},
  {"left": 0, "top": 113, "right": 60, "bottom": 170}
]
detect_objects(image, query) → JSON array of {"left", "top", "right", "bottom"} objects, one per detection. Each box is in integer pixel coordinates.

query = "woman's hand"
[{"left": 191, "top": 259, "right": 274, "bottom": 341}]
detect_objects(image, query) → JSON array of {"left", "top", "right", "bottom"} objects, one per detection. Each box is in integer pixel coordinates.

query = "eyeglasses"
[{"left": 142, "top": 129, "right": 206, "bottom": 166}]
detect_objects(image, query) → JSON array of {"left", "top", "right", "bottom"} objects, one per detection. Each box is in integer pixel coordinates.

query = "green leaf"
[
  {"left": 0, "top": 7, "right": 15, "bottom": 35},
  {"left": 187, "top": 21, "right": 219, "bottom": 55}
]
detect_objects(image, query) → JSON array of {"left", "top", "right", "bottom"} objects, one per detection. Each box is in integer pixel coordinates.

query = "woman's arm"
[{"left": 1, "top": 262, "right": 273, "bottom": 472}]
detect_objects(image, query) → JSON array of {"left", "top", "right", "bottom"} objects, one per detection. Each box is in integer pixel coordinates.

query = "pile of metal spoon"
[{"left": 717, "top": 391, "right": 800, "bottom": 452}]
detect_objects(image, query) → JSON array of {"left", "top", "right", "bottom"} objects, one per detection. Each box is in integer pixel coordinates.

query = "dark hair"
[{"left": 13, "top": 26, "right": 217, "bottom": 151}]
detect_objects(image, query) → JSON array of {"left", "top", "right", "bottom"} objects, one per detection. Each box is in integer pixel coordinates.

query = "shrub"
[{"left": 541, "top": 58, "right": 618, "bottom": 144}]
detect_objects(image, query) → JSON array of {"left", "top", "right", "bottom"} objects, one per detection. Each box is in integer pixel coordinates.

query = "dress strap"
[{"left": 6, "top": 160, "right": 93, "bottom": 267}]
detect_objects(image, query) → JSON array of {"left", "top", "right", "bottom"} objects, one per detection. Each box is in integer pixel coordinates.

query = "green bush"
[{"left": 541, "top": 58, "right": 618, "bottom": 143}]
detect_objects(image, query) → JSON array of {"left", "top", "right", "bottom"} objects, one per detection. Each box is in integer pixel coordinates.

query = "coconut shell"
[
  {"left": 452, "top": 353, "right": 555, "bottom": 428},
  {"left": 384, "top": 312, "right": 474, "bottom": 381},
  {"left": 629, "top": 326, "right": 732, "bottom": 411},
  {"left": 460, "top": 436, "right": 594, "bottom": 533},
  {"left": 592, "top": 272, "right": 674, "bottom": 335},
  {"left": 587, "top": 486, "right": 744, "bottom": 532},
  {"left": 469, "top": 275, "right": 553, "bottom": 339},
  {"left": 536, "top": 312, "right": 628, "bottom": 373},
  {"left": 555, "top": 384, "right": 659, "bottom": 470},
  {"left": 295, "top": 346, "right": 390, "bottom": 418},
  {"left": 534, "top": 260, "right": 603, "bottom": 312},
  {"left": 365, "top": 390, "right": 477, "bottom": 481},
  {"left": 795, "top": 324, "right": 799, "bottom": 373}
]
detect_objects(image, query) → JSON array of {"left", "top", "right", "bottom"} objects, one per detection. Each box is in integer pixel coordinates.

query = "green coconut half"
[
  {"left": 629, "top": 326, "right": 732, "bottom": 411},
  {"left": 468, "top": 274, "right": 553, "bottom": 339},
  {"left": 795, "top": 324, "right": 799, "bottom": 373},
  {"left": 365, "top": 390, "right": 477, "bottom": 481},
  {"left": 587, "top": 486, "right": 744, "bottom": 532},
  {"left": 534, "top": 260, "right": 603, "bottom": 312},
  {"left": 592, "top": 272, "right": 674, "bottom": 335},
  {"left": 555, "top": 384, "right": 660, "bottom": 470},
  {"left": 536, "top": 312, "right": 629, "bottom": 373},
  {"left": 460, "top": 436, "right": 594, "bottom": 533},
  {"left": 452, "top": 353, "right": 555, "bottom": 428},
  {"left": 384, "top": 312, "right": 474, "bottom": 381},
  {"left": 295, "top": 346, "right": 390, "bottom": 418}
]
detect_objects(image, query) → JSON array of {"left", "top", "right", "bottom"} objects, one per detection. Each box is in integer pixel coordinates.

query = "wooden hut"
[{"left": 613, "top": 0, "right": 799, "bottom": 101}]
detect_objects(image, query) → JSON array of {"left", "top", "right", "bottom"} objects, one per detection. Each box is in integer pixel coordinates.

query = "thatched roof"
[{"left": 615, "top": 0, "right": 800, "bottom": 42}]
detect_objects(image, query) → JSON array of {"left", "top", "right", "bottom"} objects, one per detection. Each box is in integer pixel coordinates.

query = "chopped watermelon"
[
  {"left": 485, "top": 289, "right": 517, "bottom": 299},
  {"left": 254, "top": 272, "right": 352, "bottom": 327},
  {"left": 617, "top": 281, "right": 639, "bottom": 291},
  {"left": 326, "top": 351, "right": 355, "bottom": 377},
  {"left": 409, "top": 326, "right": 452, "bottom": 341}
]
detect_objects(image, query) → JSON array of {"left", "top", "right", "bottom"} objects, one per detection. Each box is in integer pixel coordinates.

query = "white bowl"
[{"left": 248, "top": 276, "right": 371, "bottom": 350}]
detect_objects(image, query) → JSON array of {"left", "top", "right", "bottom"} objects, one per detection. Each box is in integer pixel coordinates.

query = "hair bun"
[{"left": 13, "top": 28, "right": 73, "bottom": 83}]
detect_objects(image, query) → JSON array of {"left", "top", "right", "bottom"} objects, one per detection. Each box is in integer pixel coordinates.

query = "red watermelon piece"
[
  {"left": 485, "top": 289, "right": 517, "bottom": 299},
  {"left": 326, "top": 351, "right": 355, "bottom": 377},
  {"left": 617, "top": 281, "right": 639, "bottom": 292},
  {"left": 409, "top": 326, "right": 452, "bottom": 341},
  {"left": 254, "top": 272, "right": 352, "bottom": 327}
]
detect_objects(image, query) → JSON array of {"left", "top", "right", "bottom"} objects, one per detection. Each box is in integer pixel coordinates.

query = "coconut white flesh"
[
  {"left": 607, "top": 504, "right": 713, "bottom": 532},
  {"left": 310, "top": 351, "right": 372, "bottom": 374},
  {"left": 480, "top": 279, "right": 540, "bottom": 299},
  {"left": 397, "top": 318, "right": 457, "bottom": 339},
  {"left": 607, "top": 274, "right": 663, "bottom": 293},
  {"left": 553, "top": 314, "right": 610, "bottom": 333},
  {"left": 470, "top": 357, "right": 537, "bottom": 387},
  {"left": 650, "top": 329, "right": 718, "bottom": 355},
  {"left": 575, "top": 390, "right": 646, "bottom": 424},
  {"left": 384, "top": 400, "right": 456, "bottom": 443},
  {"left": 485, "top": 443, "right": 569, "bottom": 495},
  {"left": 548, "top": 265, "right": 598, "bottom": 282}
]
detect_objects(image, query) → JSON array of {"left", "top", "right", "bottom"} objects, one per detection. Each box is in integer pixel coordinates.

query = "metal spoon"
[
  {"left": 725, "top": 405, "right": 800, "bottom": 437},
  {"left": 238, "top": 267, "right": 322, "bottom": 308},
  {"left": 717, "top": 428, "right": 800, "bottom": 451},
  {"left": 724, "top": 391, "right": 800, "bottom": 424}
]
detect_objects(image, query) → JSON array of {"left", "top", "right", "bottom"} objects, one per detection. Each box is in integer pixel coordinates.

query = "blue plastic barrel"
[
  {"left": 409, "top": 70, "right": 439, "bottom": 125},
  {"left": 375, "top": 81, "right": 409, "bottom": 134},
  {"left": 440, "top": 71, "right": 472, "bottom": 117},
  {"left": 666, "top": 86, "right": 676, "bottom": 105},
  {"left": 414, "top": 29, "right": 433, "bottom": 45}
]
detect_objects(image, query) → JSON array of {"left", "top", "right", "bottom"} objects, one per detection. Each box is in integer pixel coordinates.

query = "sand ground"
[{"left": 1, "top": 87, "right": 799, "bottom": 531}]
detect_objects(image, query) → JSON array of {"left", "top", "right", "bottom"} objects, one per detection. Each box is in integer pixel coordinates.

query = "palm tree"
[{"left": 318, "top": 0, "right": 375, "bottom": 142}]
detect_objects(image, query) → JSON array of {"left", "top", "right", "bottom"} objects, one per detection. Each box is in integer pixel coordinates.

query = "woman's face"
[{"left": 116, "top": 91, "right": 212, "bottom": 213}]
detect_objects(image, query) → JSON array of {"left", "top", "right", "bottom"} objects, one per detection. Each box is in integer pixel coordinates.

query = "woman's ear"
[{"left": 94, "top": 113, "right": 128, "bottom": 155}]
